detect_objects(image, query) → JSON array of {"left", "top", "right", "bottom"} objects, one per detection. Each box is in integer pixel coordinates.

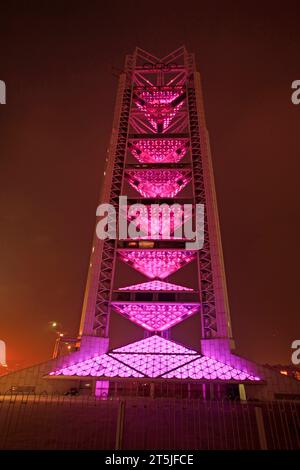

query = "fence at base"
[{"left": 0, "top": 393, "right": 299, "bottom": 450}]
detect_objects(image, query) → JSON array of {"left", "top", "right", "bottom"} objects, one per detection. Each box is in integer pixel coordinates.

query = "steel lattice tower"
[
  {"left": 1, "top": 48, "right": 300, "bottom": 402},
  {"left": 49, "top": 48, "right": 263, "bottom": 393},
  {"left": 81, "top": 47, "right": 231, "bottom": 340}
]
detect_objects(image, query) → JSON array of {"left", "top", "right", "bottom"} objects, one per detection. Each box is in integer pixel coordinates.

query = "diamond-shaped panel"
[{"left": 110, "top": 353, "right": 194, "bottom": 378}]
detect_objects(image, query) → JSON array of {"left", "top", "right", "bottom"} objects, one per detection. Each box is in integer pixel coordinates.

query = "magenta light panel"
[
  {"left": 112, "top": 302, "right": 200, "bottom": 331},
  {"left": 112, "top": 335, "right": 195, "bottom": 354},
  {"left": 50, "top": 354, "right": 144, "bottom": 378},
  {"left": 135, "top": 89, "right": 185, "bottom": 132},
  {"left": 128, "top": 139, "right": 189, "bottom": 164},
  {"left": 118, "top": 280, "right": 193, "bottom": 291},
  {"left": 125, "top": 169, "right": 191, "bottom": 198},
  {"left": 124, "top": 203, "right": 192, "bottom": 239},
  {"left": 118, "top": 250, "right": 196, "bottom": 279},
  {"left": 49, "top": 336, "right": 260, "bottom": 381}
]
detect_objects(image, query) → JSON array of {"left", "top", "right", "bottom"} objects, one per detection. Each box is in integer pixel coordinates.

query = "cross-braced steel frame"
[{"left": 80, "top": 47, "right": 232, "bottom": 346}]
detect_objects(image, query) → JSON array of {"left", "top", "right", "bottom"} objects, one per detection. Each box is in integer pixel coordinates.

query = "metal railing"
[{"left": 0, "top": 392, "right": 299, "bottom": 450}]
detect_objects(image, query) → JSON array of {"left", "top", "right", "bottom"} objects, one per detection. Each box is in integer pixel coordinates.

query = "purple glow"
[
  {"left": 135, "top": 89, "right": 185, "bottom": 132},
  {"left": 50, "top": 353, "right": 144, "bottom": 378},
  {"left": 109, "top": 352, "right": 194, "bottom": 378},
  {"left": 162, "top": 356, "right": 260, "bottom": 381},
  {"left": 49, "top": 336, "right": 260, "bottom": 381},
  {"left": 113, "top": 335, "right": 196, "bottom": 354},
  {"left": 124, "top": 203, "right": 192, "bottom": 239},
  {"left": 112, "top": 302, "right": 199, "bottom": 331},
  {"left": 119, "top": 280, "right": 193, "bottom": 291},
  {"left": 118, "top": 250, "right": 196, "bottom": 279},
  {"left": 128, "top": 139, "right": 189, "bottom": 164},
  {"left": 125, "top": 169, "right": 191, "bottom": 198}
]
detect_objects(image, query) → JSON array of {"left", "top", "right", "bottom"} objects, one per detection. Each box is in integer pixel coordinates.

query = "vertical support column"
[
  {"left": 91, "top": 80, "right": 133, "bottom": 338},
  {"left": 115, "top": 400, "right": 126, "bottom": 450},
  {"left": 188, "top": 70, "right": 234, "bottom": 362},
  {"left": 79, "top": 73, "right": 132, "bottom": 338},
  {"left": 255, "top": 406, "right": 268, "bottom": 450},
  {"left": 194, "top": 71, "right": 233, "bottom": 341},
  {"left": 150, "top": 382, "right": 155, "bottom": 399},
  {"left": 239, "top": 384, "right": 247, "bottom": 402},
  {"left": 187, "top": 84, "right": 218, "bottom": 338}
]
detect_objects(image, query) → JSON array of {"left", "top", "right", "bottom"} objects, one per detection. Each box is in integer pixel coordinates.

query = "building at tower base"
[{"left": 0, "top": 335, "right": 299, "bottom": 401}]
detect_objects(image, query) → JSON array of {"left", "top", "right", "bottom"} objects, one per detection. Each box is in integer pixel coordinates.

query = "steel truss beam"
[
  {"left": 94, "top": 84, "right": 133, "bottom": 336},
  {"left": 187, "top": 85, "right": 217, "bottom": 338}
]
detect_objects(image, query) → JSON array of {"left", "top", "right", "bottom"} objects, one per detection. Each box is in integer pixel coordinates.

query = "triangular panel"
[
  {"left": 128, "top": 139, "right": 189, "bottom": 164},
  {"left": 134, "top": 87, "right": 186, "bottom": 132},
  {"left": 123, "top": 203, "right": 193, "bottom": 239},
  {"left": 119, "top": 280, "right": 193, "bottom": 291},
  {"left": 112, "top": 302, "right": 200, "bottom": 331},
  {"left": 49, "top": 336, "right": 261, "bottom": 382},
  {"left": 118, "top": 249, "right": 196, "bottom": 279},
  {"left": 125, "top": 169, "right": 191, "bottom": 198}
]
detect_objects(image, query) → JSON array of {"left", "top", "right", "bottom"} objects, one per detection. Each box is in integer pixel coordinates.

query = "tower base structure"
[{"left": 0, "top": 335, "right": 299, "bottom": 402}]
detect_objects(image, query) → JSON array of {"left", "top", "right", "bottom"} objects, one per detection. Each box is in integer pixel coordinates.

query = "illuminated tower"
[
  {"left": 2, "top": 48, "right": 299, "bottom": 402},
  {"left": 49, "top": 47, "right": 263, "bottom": 394}
]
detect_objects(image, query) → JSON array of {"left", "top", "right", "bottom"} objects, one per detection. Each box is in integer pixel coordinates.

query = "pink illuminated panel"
[
  {"left": 49, "top": 353, "right": 144, "bottom": 378},
  {"left": 119, "top": 280, "right": 193, "bottom": 291},
  {"left": 128, "top": 139, "right": 189, "bottom": 164},
  {"left": 125, "top": 169, "right": 191, "bottom": 198},
  {"left": 110, "top": 353, "right": 194, "bottom": 378},
  {"left": 112, "top": 303, "right": 199, "bottom": 331},
  {"left": 162, "top": 356, "right": 260, "bottom": 381},
  {"left": 118, "top": 250, "right": 196, "bottom": 279},
  {"left": 124, "top": 204, "right": 192, "bottom": 239},
  {"left": 135, "top": 89, "right": 185, "bottom": 132},
  {"left": 113, "top": 335, "right": 196, "bottom": 354},
  {"left": 49, "top": 336, "right": 260, "bottom": 381}
]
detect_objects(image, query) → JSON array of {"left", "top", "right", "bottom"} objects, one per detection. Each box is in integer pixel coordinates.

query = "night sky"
[{"left": 0, "top": 1, "right": 299, "bottom": 367}]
